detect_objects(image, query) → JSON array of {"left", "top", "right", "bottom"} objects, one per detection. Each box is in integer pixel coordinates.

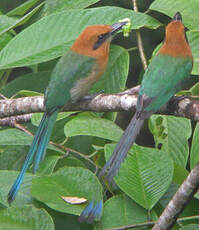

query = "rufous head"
[
  {"left": 165, "top": 12, "right": 186, "bottom": 43},
  {"left": 71, "top": 22, "right": 127, "bottom": 59},
  {"left": 159, "top": 12, "right": 192, "bottom": 58}
]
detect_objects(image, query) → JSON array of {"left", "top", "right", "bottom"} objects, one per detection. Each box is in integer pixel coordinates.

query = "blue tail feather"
[
  {"left": 8, "top": 111, "right": 58, "bottom": 204},
  {"left": 33, "top": 111, "right": 57, "bottom": 173},
  {"left": 98, "top": 115, "right": 144, "bottom": 183},
  {"left": 78, "top": 200, "right": 103, "bottom": 224}
]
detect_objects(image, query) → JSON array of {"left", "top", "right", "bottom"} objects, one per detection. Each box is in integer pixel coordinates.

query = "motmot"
[
  {"left": 98, "top": 12, "right": 193, "bottom": 192},
  {"left": 8, "top": 21, "right": 127, "bottom": 214}
]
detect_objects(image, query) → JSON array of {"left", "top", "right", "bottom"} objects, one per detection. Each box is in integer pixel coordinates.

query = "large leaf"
[
  {"left": 1, "top": 71, "right": 50, "bottom": 97},
  {"left": 149, "top": 0, "right": 199, "bottom": 30},
  {"left": 0, "top": 205, "right": 54, "bottom": 230},
  {"left": 90, "top": 45, "right": 129, "bottom": 93},
  {"left": 0, "top": 3, "right": 44, "bottom": 36},
  {"left": 0, "top": 170, "right": 34, "bottom": 207},
  {"left": 43, "top": 0, "right": 100, "bottom": 15},
  {"left": 180, "top": 225, "right": 199, "bottom": 230},
  {"left": 105, "top": 144, "right": 173, "bottom": 209},
  {"left": 31, "top": 167, "right": 102, "bottom": 216},
  {"left": 0, "top": 15, "right": 17, "bottom": 34},
  {"left": 0, "top": 128, "right": 64, "bottom": 154},
  {"left": 101, "top": 195, "right": 157, "bottom": 230},
  {"left": 31, "top": 112, "right": 75, "bottom": 126},
  {"left": 7, "top": 0, "right": 40, "bottom": 16},
  {"left": 187, "top": 31, "right": 199, "bottom": 75},
  {"left": 0, "top": 146, "right": 30, "bottom": 171},
  {"left": 64, "top": 113, "right": 123, "bottom": 142},
  {"left": 0, "top": 32, "right": 12, "bottom": 51},
  {"left": 190, "top": 123, "right": 199, "bottom": 169},
  {"left": 149, "top": 115, "right": 191, "bottom": 167},
  {"left": 173, "top": 163, "right": 188, "bottom": 185},
  {"left": 0, "top": 7, "right": 160, "bottom": 69}
]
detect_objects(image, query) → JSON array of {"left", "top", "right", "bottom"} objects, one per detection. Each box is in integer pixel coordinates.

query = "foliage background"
[{"left": 0, "top": 0, "right": 199, "bottom": 229}]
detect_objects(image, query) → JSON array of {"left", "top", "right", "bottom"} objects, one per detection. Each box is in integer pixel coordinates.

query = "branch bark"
[
  {"left": 132, "top": 0, "right": 148, "bottom": 70},
  {"left": 0, "top": 87, "right": 199, "bottom": 125},
  {"left": 152, "top": 162, "right": 199, "bottom": 230}
]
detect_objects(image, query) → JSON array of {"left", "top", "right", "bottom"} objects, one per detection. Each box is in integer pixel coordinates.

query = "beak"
[
  {"left": 173, "top": 12, "right": 182, "bottom": 22},
  {"left": 110, "top": 21, "right": 128, "bottom": 36}
]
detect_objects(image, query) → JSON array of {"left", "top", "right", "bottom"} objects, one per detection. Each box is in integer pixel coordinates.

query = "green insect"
[{"left": 120, "top": 18, "right": 131, "bottom": 37}]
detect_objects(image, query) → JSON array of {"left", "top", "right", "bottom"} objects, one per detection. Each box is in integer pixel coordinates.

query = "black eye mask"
[{"left": 93, "top": 32, "right": 110, "bottom": 50}]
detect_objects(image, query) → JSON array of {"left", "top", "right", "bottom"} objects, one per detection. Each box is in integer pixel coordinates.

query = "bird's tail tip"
[
  {"left": 78, "top": 200, "right": 103, "bottom": 224},
  {"left": 7, "top": 177, "right": 22, "bottom": 206}
]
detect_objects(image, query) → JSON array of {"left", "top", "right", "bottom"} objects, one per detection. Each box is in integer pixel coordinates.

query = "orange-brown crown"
[
  {"left": 71, "top": 25, "right": 112, "bottom": 59},
  {"left": 159, "top": 21, "right": 192, "bottom": 58},
  {"left": 71, "top": 25, "right": 113, "bottom": 76}
]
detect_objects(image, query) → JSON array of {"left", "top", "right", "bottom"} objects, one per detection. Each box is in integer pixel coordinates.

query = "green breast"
[
  {"left": 138, "top": 53, "right": 192, "bottom": 112},
  {"left": 45, "top": 50, "right": 96, "bottom": 112}
]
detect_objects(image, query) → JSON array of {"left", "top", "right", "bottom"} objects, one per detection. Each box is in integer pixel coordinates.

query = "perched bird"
[
  {"left": 8, "top": 21, "right": 127, "bottom": 212},
  {"left": 98, "top": 12, "right": 193, "bottom": 184}
]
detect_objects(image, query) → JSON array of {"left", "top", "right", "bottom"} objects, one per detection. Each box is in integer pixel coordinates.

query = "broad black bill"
[{"left": 173, "top": 12, "right": 182, "bottom": 22}]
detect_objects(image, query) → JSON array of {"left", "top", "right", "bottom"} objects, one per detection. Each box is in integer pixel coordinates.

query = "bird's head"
[
  {"left": 71, "top": 22, "right": 127, "bottom": 59},
  {"left": 159, "top": 12, "right": 192, "bottom": 58},
  {"left": 165, "top": 12, "right": 186, "bottom": 43}
]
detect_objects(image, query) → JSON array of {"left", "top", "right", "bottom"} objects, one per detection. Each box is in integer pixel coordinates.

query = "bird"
[
  {"left": 98, "top": 12, "right": 193, "bottom": 185},
  {"left": 8, "top": 21, "right": 127, "bottom": 214}
]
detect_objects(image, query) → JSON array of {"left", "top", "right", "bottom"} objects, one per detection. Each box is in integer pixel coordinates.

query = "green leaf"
[
  {"left": 90, "top": 45, "right": 129, "bottom": 93},
  {"left": 158, "top": 183, "right": 180, "bottom": 209},
  {"left": 173, "top": 163, "right": 188, "bottom": 185},
  {"left": 0, "top": 15, "right": 17, "bottom": 34},
  {"left": 54, "top": 156, "right": 85, "bottom": 171},
  {"left": 0, "top": 170, "right": 34, "bottom": 207},
  {"left": 187, "top": 31, "right": 199, "bottom": 75},
  {"left": 105, "top": 144, "right": 173, "bottom": 209},
  {"left": 0, "top": 128, "right": 64, "bottom": 154},
  {"left": 36, "top": 154, "right": 60, "bottom": 175},
  {"left": 0, "top": 205, "right": 54, "bottom": 230},
  {"left": 0, "top": 146, "right": 30, "bottom": 171},
  {"left": 190, "top": 82, "right": 199, "bottom": 96},
  {"left": 31, "top": 167, "right": 102, "bottom": 216},
  {"left": 0, "top": 3, "right": 44, "bottom": 36},
  {"left": 15, "top": 89, "right": 43, "bottom": 97},
  {"left": 149, "top": 0, "right": 199, "bottom": 30},
  {"left": 190, "top": 123, "right": 199, "bottom": 169},
  {"left": 149, "top": 115, "right": 191, "bottom": 167},
  {"left": 64, "top": 114, "right": 123, "bottom": 142},
  {"left": 43, "top": 0, "right": 100, "bottom": 15},
  {"left": 180, "top": 224, "right": 199, "bottom": 230},
  {"left": 0, "top": 7, "right": 160, "bottom": 69},
  {"left": 31, "top": 112, "right": 75, "bottom": 126},
  {"left": 0, "top": 128, "right": 33, "bottom": 146},
  {"left": 0, "top": 32, "right": 12, "bottom": 51},
  {"left": 1, "top": 71, "right": 51, "bottom": 97},
  {"left": 7, "top": 0, "right": 40, "bottom": 17},
  {"left": 101, "top": 194, "right": 157, "bottom": 230}
]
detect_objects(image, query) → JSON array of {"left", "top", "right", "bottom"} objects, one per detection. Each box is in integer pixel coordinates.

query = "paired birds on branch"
[{"left": 7, "top": 12, "right": 193, "bottom": 224}]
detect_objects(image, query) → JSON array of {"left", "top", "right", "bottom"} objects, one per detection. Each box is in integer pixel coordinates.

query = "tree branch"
[
  {"left": 152, "top": 162, "right": 199, "bottom": 230},
  {"left": 0, "top": 114, "right": 33, "bottom": 127},
  {"left": 132, "top": 0, "right": 148, "bottom": 70},
  {"left": 0, "top": 87, "right": 199, "bottom": 124}
]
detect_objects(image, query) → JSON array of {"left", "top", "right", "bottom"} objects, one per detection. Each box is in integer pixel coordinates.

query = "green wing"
[
  {"left": 45, "top": 50, "right": 96, "bottom": 111},
  {"left": 139, "top": 53, "right": 192, "bottom": 112}
]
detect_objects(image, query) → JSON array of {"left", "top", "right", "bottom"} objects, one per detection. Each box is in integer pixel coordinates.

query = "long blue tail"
[
  {"left": 78, "top": 200, "right": 103, "bottom": 224},
  {"left": 8, "top": 110, "right": 58, "bottom": 204},
  {"left": 98, "top": 114, "right": 144, "bottom": 183}
]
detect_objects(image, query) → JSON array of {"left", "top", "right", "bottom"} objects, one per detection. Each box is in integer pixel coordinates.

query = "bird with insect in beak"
[
  {"left": 8, "top": 21, "right": 128, "bottom": 222},
  {"left": 98, "top": 12, "right": 193, "bottom": 188}
]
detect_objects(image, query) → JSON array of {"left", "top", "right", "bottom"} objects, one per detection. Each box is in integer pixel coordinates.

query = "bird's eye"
[{"left": 98, "top": 34, "right": 104, "bottom": 40}]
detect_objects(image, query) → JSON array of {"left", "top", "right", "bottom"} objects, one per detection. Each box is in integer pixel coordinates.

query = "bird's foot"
[{"left": 83, "top": 90, "right": 105, "bottom": 100}]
